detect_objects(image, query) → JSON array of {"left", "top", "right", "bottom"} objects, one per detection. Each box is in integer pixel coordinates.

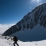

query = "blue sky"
[{"left": 0, "top": 0, "right": 46, "bottom": 24}]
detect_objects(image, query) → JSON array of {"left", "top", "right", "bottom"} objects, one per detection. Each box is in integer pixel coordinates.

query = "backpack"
[{"left": 13, "top": 36, "right": 18, "bottom": 41}]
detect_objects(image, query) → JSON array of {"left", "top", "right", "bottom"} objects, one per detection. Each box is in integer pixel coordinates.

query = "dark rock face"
[{"left": 2, "top": 3, "right": 46, "bottom": 36}]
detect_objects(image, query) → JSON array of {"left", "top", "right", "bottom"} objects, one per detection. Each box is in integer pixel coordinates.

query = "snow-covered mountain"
[
  {"left": 11, "top": 24, "right": 46, "bottom": 41},
  {"left": 2, "top": 3, "right": 46, "bottom": 40}
]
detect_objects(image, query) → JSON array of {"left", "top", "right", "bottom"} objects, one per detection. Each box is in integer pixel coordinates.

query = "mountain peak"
[{"left": 2, "top": 3, "right": 46, "bottom": 36}]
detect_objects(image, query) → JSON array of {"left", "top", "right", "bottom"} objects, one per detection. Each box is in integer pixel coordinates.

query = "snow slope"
[
  {"left": 11, "top": 24, "right": 46, "bottom": 41},
  {"left": 0, "top": 38, "right": 12, "bottom": 46},
  {"left": 0, "top": 38, "right": 46, "bottom": 46}
]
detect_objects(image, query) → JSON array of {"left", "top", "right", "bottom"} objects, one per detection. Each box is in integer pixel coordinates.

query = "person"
[{"left": 13, "top": 36, "right": 19, "bottom": 46}]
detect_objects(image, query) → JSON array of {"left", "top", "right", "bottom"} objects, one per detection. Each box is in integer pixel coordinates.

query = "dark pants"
[{"left": 13, "top": 41, "right": 19, "bottom": 46}]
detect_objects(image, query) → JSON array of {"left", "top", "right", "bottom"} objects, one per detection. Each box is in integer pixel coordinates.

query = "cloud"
[{"left": 0, "top": 24, "right": 15, "bottom": 34}]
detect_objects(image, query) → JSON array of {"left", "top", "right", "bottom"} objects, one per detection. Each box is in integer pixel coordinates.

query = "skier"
[{"left": 13, "top": 36, "right": 19, "bottom": 46}]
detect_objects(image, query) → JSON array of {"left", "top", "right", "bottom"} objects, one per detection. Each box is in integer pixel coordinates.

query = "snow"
[
  {"left": 11, "top": 24, "right": 46, "bottom": 41},
  {"left": 0, "top": 38, "right": 10, "bottom": 46},
  {"left": 1, "top": 24, "right": 46, "bottom": 46},
  {"left": 0, "top": 38, "right": 46, "bottom": 46}
]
